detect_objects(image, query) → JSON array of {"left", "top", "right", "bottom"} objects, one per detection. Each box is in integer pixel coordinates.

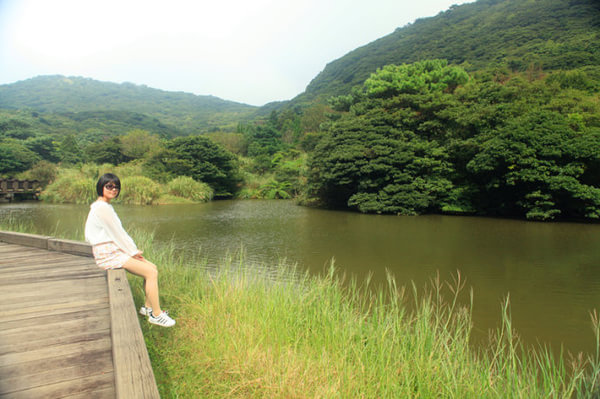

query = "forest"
[{"left": 1, "top": 0, "right": 599, "bottom": 220}]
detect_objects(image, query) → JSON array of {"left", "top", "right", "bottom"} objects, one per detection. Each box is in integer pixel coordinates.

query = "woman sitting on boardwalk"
[{"left": 84, "top": 173, "right": 175, "bottom": 327}]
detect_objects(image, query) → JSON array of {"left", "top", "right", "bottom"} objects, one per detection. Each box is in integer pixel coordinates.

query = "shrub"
[
  {"left": 18, "top": 160, "right": 58, "bottom": 187},
  {"left": 119, "top": 176, "right": 161, "bottom": 205},
  {"left": 167, "top": 176, "right": 214, "bottom": 202},
  {"left": 41, "top": 173, "right": 96, "bottom": 204}
]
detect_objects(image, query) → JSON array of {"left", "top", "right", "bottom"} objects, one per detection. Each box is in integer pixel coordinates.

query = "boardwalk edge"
[{"left": 0, "top": 231, "right": 160, "bottom": 398}]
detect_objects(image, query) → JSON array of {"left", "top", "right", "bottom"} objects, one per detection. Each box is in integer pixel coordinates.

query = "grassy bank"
[
  {"left": 129, "top": 232, "right": 600, "bottom": 398},
  {"left": 2, "top": 220, "right": 599, "bottom": 397}
]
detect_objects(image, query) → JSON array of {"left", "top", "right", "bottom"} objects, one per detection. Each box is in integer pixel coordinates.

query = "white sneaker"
[
  {"left": 149, "top": 311, "right": 176, "bottom": 327},
  {"left": 139, "top": 306, "right": 152, "bottom": 317}
]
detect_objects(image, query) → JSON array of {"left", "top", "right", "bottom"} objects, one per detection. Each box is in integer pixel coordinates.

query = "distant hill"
[
  {"left": 0, "top": 75, "right": 257, "bottom": 133},
  {"left": 294, "top": 0, "right": 600, "bottom": 103}
]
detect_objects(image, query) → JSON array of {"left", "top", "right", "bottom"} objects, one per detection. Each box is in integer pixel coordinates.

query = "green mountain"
[
  {"left": 295, "top": 0, "right": 600, "bottom": 103},
  {"left": 0, "top": 75, "right": 257, "bottom": 133}
]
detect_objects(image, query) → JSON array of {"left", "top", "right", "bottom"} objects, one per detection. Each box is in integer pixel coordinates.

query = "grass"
[
  {"left": 127, "top": 232, "right": 600, "bottom": 398},
  {"left": 2, "top": 220, "right": 600, "bottom": 398}
]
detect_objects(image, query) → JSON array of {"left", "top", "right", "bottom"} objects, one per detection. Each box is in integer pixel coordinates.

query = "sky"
[{"left": 0, "top": 0, "right": 473, "bottom": 106}]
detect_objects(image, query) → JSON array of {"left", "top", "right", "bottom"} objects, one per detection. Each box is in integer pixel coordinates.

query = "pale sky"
[{"left": 0, "top": 0, "right": 473, "bottom": 106}]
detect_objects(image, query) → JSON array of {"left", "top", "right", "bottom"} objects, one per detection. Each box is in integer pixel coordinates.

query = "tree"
[
  {"left": 57, "top": 135, "right": 83, "bottom": 164},
  {"left": 0, "top": 139, "right": 40, "bottom": 174},
  {"left": 363, "top": 60, "right": 469, "bottom": 98},
  {"left": 84, "top": 136, "right": 131, "bottom": 165},
  {"left": 24, "top": 136, "right": 60, "bottom": 162},
  {"left": 120, "top": 129, "right": 161, "bottom": 160},
  {"left": 467, "top": 110, "right": 600, "bottom": 220},
  {"left": 306, "top": 60, "right": 466, "bottom": 214},
  {"left": 163, "top": 135, "right": 240, "bottom": 197}
]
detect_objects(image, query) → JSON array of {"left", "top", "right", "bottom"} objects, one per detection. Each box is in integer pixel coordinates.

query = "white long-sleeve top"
[{"left": 84, "top": 200, "right": 139, "bottom": 256}]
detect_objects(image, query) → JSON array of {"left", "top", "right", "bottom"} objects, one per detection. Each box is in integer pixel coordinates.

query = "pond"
[{"left": 2, "top": 199, "right": 600, "bottom": 355}]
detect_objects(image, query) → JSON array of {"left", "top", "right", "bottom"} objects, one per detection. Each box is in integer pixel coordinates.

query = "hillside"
[
  {"left": 0, "top": 75, "right": 257, "bottom": 133},
  {"left": 295, "top": 0, "right": 600, "bottom": 103}
]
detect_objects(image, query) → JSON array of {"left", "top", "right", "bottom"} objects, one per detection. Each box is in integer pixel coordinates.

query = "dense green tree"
[
  {"left": 120, "top": 129, "right": 161, "bottom": 160},
  {"left": 163, "top": 135, "right": 240, "bottom": 197},
  {"left": 0, "top": 139, "right": 40, "bottom": 174},
  {"left": 244, "top": 117, "right": 286, "bottom": 172},
  {"left": 57, "top": 135, "right": 84, "bottom": 164},
  {"left": 24, "top": 136, "right": 60, "bottom": 162},
  {"left": 306, "top": 59, "right": 600, "bottom": 220},
  {"left": 307, "top": 61, "right": 465, "bottom": 214},
  {"left": 84, "top": 137, "right": 131, "bottom": 165},
  {"left": 467, "top": 110, "right": 600, "bottom": 219}
]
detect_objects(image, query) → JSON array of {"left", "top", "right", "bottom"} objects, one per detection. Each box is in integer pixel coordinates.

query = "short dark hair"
[{"left": 96, "top": 173, "right": 121, "bottom": 197}]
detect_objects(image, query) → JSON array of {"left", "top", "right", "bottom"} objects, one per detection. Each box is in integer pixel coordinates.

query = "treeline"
[
  {"left": 304, "top": 60, "right": 600, "bottom": 220},
  {"left": 3, "top": 59, "right": 600, "bottom": 221},
  {"left": 0, "top": 112, "right": 312, "bottom": 203}
]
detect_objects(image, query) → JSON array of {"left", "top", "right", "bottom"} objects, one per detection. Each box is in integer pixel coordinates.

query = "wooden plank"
[
  {"left": 0, "top": 348, "right": 112, "bottom": 383},
  {"left": 0, "top": 274, "right": 106, "bottom": 295},
  {"left": 1, "top": 372, "right": 115, "bottom": 399},
  {"left": 0, "top": 270, "right": 106, "bottom": 286},
  {"left": 0, "top": 306, "right": 109, "bottom": 332},
  {"left": 0, "top": 231, "right": 50, "bottom": 249},
  {"left": 62, "top": 386, "right": 116, "bottom": 399},
  {"left": 0, "top": 244, "right": 44, "bottom": 255},
  {"left": 0, "top": 250, "right": 81, "bottom": 263},
  {"left": 0, "top": 296, "right": 109, "bottom": 317},
  {"left": 0, "top": 261, "right": 99, "bottom": 278},
  {"left": 108, "top": 269, "right": 160, "bottom": 399},
  {"left": 0, "top": 328, "right": 111, "bottom": 357},
  {"left": 0, "top": 335, "right": 112, "bottom": 367},
  {"left": 0, "top": 260, "right": 99, "bottom": 277},
  {"left": 48, "top": 238, "right": 93, "bottom": 257},
  {"left": 0, "top": 349, "right": 114, "bottom": 395},
  {"left": 62, "top": 387, "right": 116, "bottom": 399},
  {"left": 0, "top": 250, "right": 63, "bottom": 262},
  {"left": 0, "top": 311, "right": 110, "bottom": 350},
  {"left": 0, "top": 278, "right": 107, "bottom": 303}
]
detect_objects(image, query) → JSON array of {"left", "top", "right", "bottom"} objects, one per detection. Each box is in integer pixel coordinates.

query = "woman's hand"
[{"left": 133, "top": 251, "right": 145, "bottom": 260}]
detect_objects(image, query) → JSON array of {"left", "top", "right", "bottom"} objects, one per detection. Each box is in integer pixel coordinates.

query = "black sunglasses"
[{"left": 104, "top": 183, "right": 120, "bottom": 191}]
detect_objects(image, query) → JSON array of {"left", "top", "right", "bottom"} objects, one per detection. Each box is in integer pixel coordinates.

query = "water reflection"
[{"left": 2, "top": 200, "right": 600, "bottom": 355}]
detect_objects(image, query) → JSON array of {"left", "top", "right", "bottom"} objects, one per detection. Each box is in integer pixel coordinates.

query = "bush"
[
  {"left": 167, "top": 176, "right": 213, "bottom": 202},
  {"left": 18, "top": 160, "right": 58, "bottom": 187},
  {"left": 41, "top": 173, "right": 96, "bottom": 204},
  {"left": 119, "top": 176, "right": 161, "bottom": 205}
]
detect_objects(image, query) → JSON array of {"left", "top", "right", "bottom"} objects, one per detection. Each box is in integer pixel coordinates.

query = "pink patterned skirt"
[{"left": 92, "top": 242, "right": 131, "bottom": 270}]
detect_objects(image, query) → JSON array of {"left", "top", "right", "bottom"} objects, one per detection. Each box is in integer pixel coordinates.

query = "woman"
[{"left": 85, "top": 173, "right": 175, "bottom": 327}]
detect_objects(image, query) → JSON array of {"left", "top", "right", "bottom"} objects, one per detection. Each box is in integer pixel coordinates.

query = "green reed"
[{"left": 127, "top": 231, "right": 600, "bottom": 398}]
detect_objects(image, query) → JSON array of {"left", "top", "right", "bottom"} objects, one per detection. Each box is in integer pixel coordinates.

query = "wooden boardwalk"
[{"left": 0, "top": 232, "right": 159, "bottom": 399}]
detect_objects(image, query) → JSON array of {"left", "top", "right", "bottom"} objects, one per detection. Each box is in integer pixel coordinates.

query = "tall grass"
[
  {"left": 37, "top": 164, "right": 213, "bottom": 205},
  {"left": 167, "top": 176, "right": 214, "bottom": 202},
  {"left": 40, "top": 170, "right": 96, "bottom": 204},
  {"left": 124, "top": 232, "right": 600, "bottom": 399},
  {"left": 119, "top": 176, "right": 161, "bottom": 205}
]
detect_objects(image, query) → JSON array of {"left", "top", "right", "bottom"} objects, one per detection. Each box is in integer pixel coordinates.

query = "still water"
[{"left": 2, "top": 200, "right": 600, "bottom": 355}]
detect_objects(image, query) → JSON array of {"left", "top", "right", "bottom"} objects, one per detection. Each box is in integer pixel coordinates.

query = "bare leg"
[
  {"left": 143, "top": 279, "right": 151, "bottom": 308},
  {"left": 122, "top": 257, "right": 162, "bottom": 315}
]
